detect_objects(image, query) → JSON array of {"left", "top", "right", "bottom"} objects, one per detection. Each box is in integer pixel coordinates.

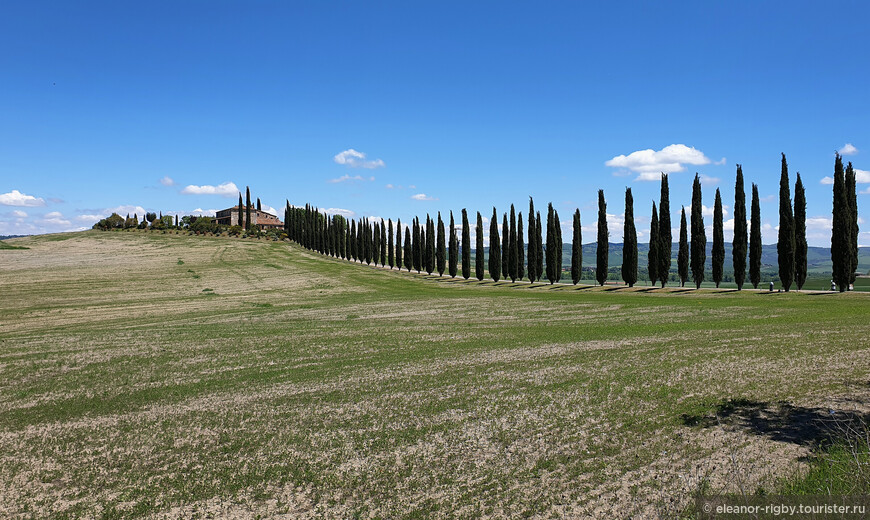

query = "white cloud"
[
  {"left": 411, "top": 193, "right": 437, "bottom": 201},
  {"left": 75, "top": 214, "right": 106, "bottom": 222},
  {"left": 159, "top": 176, "right": 175, "bottom": 186},
  {"left": 605, "top": 144, "right": 713, "bottom": 180},
  {"left": 714, "top": 157, "right": 727, "bottom": 166},
  {"left": 821, "top": 176, "right": 834, "bottom": 185},
  {"left": 385, "top": 184, "right": 395, "bottom": 189},
  {"left": 861, "top": 187, "right": 870, "bottom": 195},
  {"left": 0, "top": 189, "right": 46, "bottom": 207},
  {"left": 12, "top": 210, "right": 27, "bottom": 218},
  {"left": 760, "top": 194, "right": 776, "bottom": 203},
  {"left": 328, "top": 174, "right": 376, "bottom": 184},
  {"left": 191, "top": 208, "right": 218, "bottom": 217},
  {"left": 408, "top": 184, "right": 416, "bottom": 189},
  {"left": 699, "top": 174, "right": 720, "bottom": 186},
  {"left": 107, "top": 205, "right": 147, "bottom": 216},
  {"left": 261, "top": 205, "right": 279, "bottom": 216},
  {"left": 333, "top": 149, "right": 385, "bottom": 169},
  {"left": 839, "top": 143, "right": 859, "bottom": 156},
  {"left": 180, "top": 181, "right": 239, "bottom": 197},
  {"left": 324, "top": 208, "right": 356, "bottom": 218}
]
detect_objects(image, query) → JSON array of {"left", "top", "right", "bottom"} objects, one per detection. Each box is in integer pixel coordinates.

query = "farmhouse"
[{"left": 214, "top": 206, "right": 283, "bottom": 230}]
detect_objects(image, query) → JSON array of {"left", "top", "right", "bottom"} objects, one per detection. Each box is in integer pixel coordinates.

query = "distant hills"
[{"left": 477, "top": 243, "right": 870, "bottom": 277}]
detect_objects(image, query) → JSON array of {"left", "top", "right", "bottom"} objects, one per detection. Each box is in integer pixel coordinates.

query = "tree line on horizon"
[{"left": 283, "top": 153, "right": 860, "bottom": 291}]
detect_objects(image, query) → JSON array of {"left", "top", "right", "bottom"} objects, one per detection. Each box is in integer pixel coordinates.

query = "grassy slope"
[{"left": 1, "top": 230, "right": 868, "bottom": 518}]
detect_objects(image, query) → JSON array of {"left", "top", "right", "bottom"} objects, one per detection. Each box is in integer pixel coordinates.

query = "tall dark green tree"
[
  {"left": 476, "top": 212, "right": 485, "bottom": 281},
  {"left": 794, "top": 174, "right": 807, "bottom": 290},
  {"left": 412, "top": 217, "right": 423, "bottom": 273},
  {"left": 678, "top": 207, "right": 689, "bottom": 287},
  {"left": 658, "top": 174, "right": 672, "bottom": 287},
  {"left": 648, "top": 203, "right": 659, "bottom": 287},
  {"left": 501, "top": 213, "right": 509, "bottom": 280},
  {"left": 777, "top": 153, "right": 795, "bottom": 291},
  {"left": 448, "top": 211, "right": 458, "bottom": 278},
  {"left": 350, "top": 219, "right": 357, "bottom": 260},
  {"left": 508, "top": 204, "right": 517, "bottom": 282},
  {"left": 596, "top": 190, "right": 609, "bottom": 286},
  {"left": 436, "top": 212, "right": 446, "bottom": 276},
  {"left": 750, "top": 184, "right": 762, "bottom": 289},
  {"left": 256, "top": 198, "right": 261, "bottom": 211},
  {"left": 404, "top": 225, "right": 412, "bottom": 272},
  {"left": 535, "top": 211, "right": 544, "bottom": 282},
  {"left": 527, "top": 198, "right": 537, "bottom": 283},
  {"left": 554, "top": 210, "right": 562, "bottom": 283},
  {"left": 245, "top": 186, "right": 252, "bottom": 230},
  {"left": 426, "top": 215, "right": 435, "bottom": 275},
  {"left": 712, "top": 188, "right": 725, "bottom": 288},
  {"left": 388, "top": 219, "right": 394, "bottom": 268},
  {"left": 691, "top": 173, "right": 706, "bottom": 289},
  {"left": 395, "top": 219, "right": 402, "bottom": 270},
  {"left": 622, "top": 189, "right": 637, "bottom": 287},
  {"left": 733, "top": 165, "right": 748, "bottom": 290},
  {"left": 846, "top": 162, "right": 859, "bottom": 285},
  {"left": 461, "top": 209, "right": 471, "bottom": 279},
  {"left": 572, "top": 208, "right": 583, "bottom": 285},
  {"left": 517, "top": 213, "right": 525, "bottom": 281},
  {"left": 238, "top": 193, "right": 244, "bottom": 227},
  {"left": 546, "top": 203, "right": 556, "bottom": 284},
  {"left": 832, "top": 154, "right": 851, "bottom": 291},
  {"left": 373, "top": 221, "right": 380, "bottom": 265},
  {"left": 380, "top": 219, "right": 387, "bottom": 266},
  {"left": 489, "top": 208, "right": 501, "bottom": 282}
]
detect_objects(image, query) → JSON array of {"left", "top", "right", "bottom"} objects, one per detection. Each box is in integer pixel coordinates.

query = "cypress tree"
[
  {"left": 678, "top": 207, "right": 689, "bottom": 287},
  {"left": 426, "top": 215, "right": 435, "bottom": 275},
  {"left": 501, "top": 213, "right": 509, "bottom": 279},
  {"left": 535, "top": 211, "right": 544, "bottom": 282},
  {"left": 436, "top": 212, "right": 446, "bottom": 276},
  {"left": 649, "top": 203, "right": 659, "bottom": 286},
  {"left": 395, "top": 219, "right": 402, "bottom": 270},
  {"left": 461, "top": 209, "right": 471, "bottom": 279},
  {"left": 509, "top": 204, "right": 517, "bottom": 282},
  {"left": 476, "top": 212, "right": 485, "bottom": 281},
  {"left": 245, "top": 186, "right": 252, "bottom": 230},
  {"left": 257, "top": 198, "right": 261, "bottom": 211},
  {"left": 554, "top": 210, "right": 562, "bottom": 283},
  {"left": 388, "top": 219, "right": 394, "bottom": 268},
  {"left": 366, "top": 221, "right": 373, "bottom": 264},
  {"left": 448, "top": 211, "right": 458, "bottom": 278},
  {"left": 733, "top": 165, "right": 748, "bottom": 290},
  {"left": 622, "top": 189, "right": 637, "bottom": 287},
  {"left": 527, "top": 198, "right": 537, "bottom": 283},
  {"left": 832, "top": 154, "right": 851, "bottom": 291},
  {"left": 489, "top": 208, "right": 501, "bottom": 282},
  {"left": 546, "top": 203, "right": 556, "bottom": 284},
  {"left": 596, "top": 190, "right": 608, "bottom": 286},
  {"left": 350, "top": 220, "right": 357, "bottom": 260},
  {"left": 777, "top": 153, "right": 796, "bottom": 291},
  {"left": 794, "top": 174, "right": 807, "bottom": 290},
  {"left": 658, "top": 174, "right": 672, "bottom": 287},
  {"left": 380, "top": 219, "right": 387, "bottom": 266},
  {"left": 846, "top": 162, "right": 859, "bottom": 286},
  {"left": 750, "top": 184, "right": 762, "bottom": 289},
  {"left": 517, "top": 213, "right": 525, "bottom": 281},
  {"left": 712, "top": 188, "right": 725, "bottom": 288},
  {"left": 413, "top": 218, "right": 421, "bottom": 273},
  {"left": 691, "top": 173, "right": 706, "bottom": 289},
  {"left": 404, "top": 225, "right": 412, "bottom": 272},
  {"left": 238, "top": 193, "right": 244, "bottom": 227},
  {"left": 572, "top": 208, "right": 582, "bottom": 285},
  {"left": 373, "top": 221, "right": 380, "bottom": 264}
]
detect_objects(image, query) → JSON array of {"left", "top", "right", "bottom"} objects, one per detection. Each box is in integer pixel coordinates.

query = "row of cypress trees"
[{"left": 283, "top": 153, "right": 858, "bottom": 289}]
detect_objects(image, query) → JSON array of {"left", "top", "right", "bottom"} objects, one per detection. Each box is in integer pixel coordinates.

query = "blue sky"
[{"left": 1, "top": 1, "right": 868, "bottom": 246}]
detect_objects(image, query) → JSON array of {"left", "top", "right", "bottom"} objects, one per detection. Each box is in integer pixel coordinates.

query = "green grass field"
[{"left": 1, "top": 230, "right": 868, "bottom": 518}]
